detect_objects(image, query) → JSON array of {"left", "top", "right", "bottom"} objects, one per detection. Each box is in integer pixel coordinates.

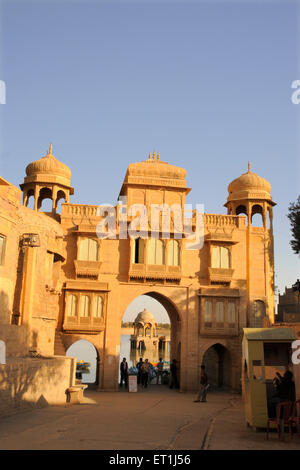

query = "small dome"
[
  {"left": 227, "top": 162, "right": 272, "bottom": 203},
  {"left": 24, "top": 144, "right": 72, "bottom": 187},
  {"left": 120, "top": 152, "right": 188, "bottom": 194},
  {"left": 127, "top": 155, "right": 186, "bottom": 181},
  {"left": 134, "top": 308, "right": 157, "bottom": 325}
]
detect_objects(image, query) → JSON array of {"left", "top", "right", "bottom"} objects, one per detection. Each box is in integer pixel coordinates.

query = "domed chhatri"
[
  {"left": 20, "top": 144, "right": 74, "bottom": 213},
  {"left": 24, "top": 144, "right": 72, "bottom": 187},
  {"left": 134, "top": 308, "right": 157, "bottom": 326},
  {"left": 226, "top": 161, "right": 273, "bottom": 204}
]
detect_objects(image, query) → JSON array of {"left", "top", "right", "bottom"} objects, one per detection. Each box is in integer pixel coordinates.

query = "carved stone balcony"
[
  {"left": 200, "top": 322, "right": 239, "bottom": 337},
  {"left": 208, "top": 267, "right": 234, "bottom": 285},
  {"left": 129, "top": 263, "right": 181, "bottom": 282},
  {"left": 63, "top": 315, "right": 104, "bottom": 334},
  {"left": 74, "top": 260, "right": 102, "bottom": 279}
]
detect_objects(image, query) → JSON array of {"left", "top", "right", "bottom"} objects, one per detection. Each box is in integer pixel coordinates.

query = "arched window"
[
  {"left": 212, "top": 246, "right": 230, "bottom": 268},
  {"left": 145, "top": 326, "right": 151, "bottom": 337},
  {"left": 80, "top": 295, "right": 90, "bottom": 317},
  {"left": 133, "top": 238, "right": 145, "bottom": 264},
  {"left": 204, "top": 300, "right": 212, "bottom": 328},
  {"left": 78, "top": 238, "right": 98, "bottom": 261},
  {"left": 148, "top": 238, "right": 165, "bottom": 265},
  {"left": 251, "top": 300, "right": 266, "bottom": 327},
  {"left": 168, "top": 240, "right": 180, "bottom": 266},
  {"left": 228, "top": 302, "right": 236, "bottom": 327},
  {"left": 137, "top": 324, "right": 143, "bottom": 336},
  {"left": 216, "top": 301, "right": 224, "bottom": 327},
  {"left": 93, "top": 296, "right": 103, "bottom": 318},
  {"left": 236, "top": 205, "right": 247, "bottom": 216},
  {"left": 67, "top": 294, "right": 77, "bottom": 317}
]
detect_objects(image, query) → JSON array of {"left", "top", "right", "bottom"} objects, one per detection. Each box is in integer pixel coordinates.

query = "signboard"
[{"left": 128, "top": 375, "right": 137, "bottom": 393}]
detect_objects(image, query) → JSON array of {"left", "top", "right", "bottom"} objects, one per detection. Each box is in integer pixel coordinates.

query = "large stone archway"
[{"left": 99, "top": 283, "right": 197, "bottom": 392}]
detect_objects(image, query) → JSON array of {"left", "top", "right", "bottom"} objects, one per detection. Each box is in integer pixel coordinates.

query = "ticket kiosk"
[{"left": 242, "top": 327, "right": 296, "bottom": 429}]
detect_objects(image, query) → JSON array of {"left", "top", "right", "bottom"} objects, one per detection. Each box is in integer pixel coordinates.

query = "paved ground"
[{"left": 0, "top": 385, "right": 300, "bottom": 450}]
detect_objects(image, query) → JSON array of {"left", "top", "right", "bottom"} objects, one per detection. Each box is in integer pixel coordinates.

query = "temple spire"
[{"left": 248, "top": 161, "right": 251, "bottom": 172}]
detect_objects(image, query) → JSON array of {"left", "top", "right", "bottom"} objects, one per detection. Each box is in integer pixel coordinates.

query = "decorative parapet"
[
  {"left": 204, "top": 214, "right": 245, "bottom": 228},
  {"left": 74, "top": 260, "right": 102, "bottom": 279},
  {"left": 61, "top": 203, "right": 101, "bottom": 218},
  {"left": 208, "top": 267, "right": 234, "bottom": 285}
]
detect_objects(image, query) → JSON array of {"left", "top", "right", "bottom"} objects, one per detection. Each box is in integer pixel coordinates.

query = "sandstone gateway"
[{"left": 0, "top": 147, "right": 275, "bottom": 394}]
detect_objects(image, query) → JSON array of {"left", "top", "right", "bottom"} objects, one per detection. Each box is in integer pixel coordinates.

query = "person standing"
[
  {"left": 169, "top": 359, "right": 179, "bottom": 389},
  {"left": 141, "top": 358, "right": 150, "bottom": 388},
  {"left": 136, "top": 357, "right": 144, "bottom": 385},
  {"left": 156, "top": 358, "right": 164, "bottom": 385},
  {"left": 194, "top": 365, "right": 209, "bottom": 402},
  {"left": 120, "top": 357, "right": 128, "bottom": 388}
]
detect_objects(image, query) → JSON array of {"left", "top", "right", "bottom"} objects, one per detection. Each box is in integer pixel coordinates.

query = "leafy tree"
[{"left": 287, "top": 196, "right": 300, "bottom": 255}]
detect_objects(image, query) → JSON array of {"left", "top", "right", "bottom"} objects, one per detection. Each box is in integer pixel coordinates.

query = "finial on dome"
[
  {"left": 148, "top": 152, "right": 152, "bottom": 160},
  {"left": 248, "top": 161, "right": 251, "bottom": 173},
  {"left": 153, "top": 151, "right": 156, "bottom": 160},
  {"left": 157, "top": 152, "right": 160, "bottom": 161}
]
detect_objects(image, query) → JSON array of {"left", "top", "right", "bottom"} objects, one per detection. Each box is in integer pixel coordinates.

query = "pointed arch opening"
[
  {"left": 251, "top": 204, "right": 264, "bottom": 227},
  {"left": 66, "top": 339, "right": 100, "bottom": 387},
  {"left": 202, "top": 343, "right": 232, "bottom": 389},
  {"left": 120, "top": 292, "right": 180, "bottom": 388}
]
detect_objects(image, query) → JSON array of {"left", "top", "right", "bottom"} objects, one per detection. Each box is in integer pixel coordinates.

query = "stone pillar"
[
  {"left": 34, "top": 186, "right": 39, "bottom": 211},
  {"left": 20, "top": 246, "right": 37, "bottom": 328}
]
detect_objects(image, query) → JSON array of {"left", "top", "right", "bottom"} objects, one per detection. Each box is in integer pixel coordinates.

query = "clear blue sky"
[{"left": 0, "top": 0, "right": 299, "bottom": 321}]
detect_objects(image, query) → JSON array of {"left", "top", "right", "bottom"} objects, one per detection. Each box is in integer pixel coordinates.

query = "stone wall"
[
  {"left": 0, "top": 356, "right": 76, "bottom": 416},
  {"left": 0, "top": 324, "right": 29, "bottom": 357}
]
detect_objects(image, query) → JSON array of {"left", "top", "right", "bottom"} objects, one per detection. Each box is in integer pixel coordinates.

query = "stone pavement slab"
[{"left": 0, "top": 386, "right": 299, "bottom": 450}]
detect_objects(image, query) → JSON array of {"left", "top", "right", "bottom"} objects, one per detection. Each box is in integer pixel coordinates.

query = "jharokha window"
[
  {"left": 211, "top": 246, "right": 230, "bottom": 269},
  {"left": 227, "top": 302, "right": 236, "bottom": 327},
  {"left": 168, "top": 239, "right": 180, "bottom": 266},
  {"left": 202, "top": 298, "right": 237, "bottom": 330},
  {"left": 133, "top": 238, "right": 145, "bottom": 264},
  {"left": 80, "top": 295, "right": 90, "bottom": 317},
  {"left": 93, "top": 295, "right": 103, "bottom": 318},
  {"left": 216, "top": 301, "right": 225, "bottom": 328},
  {"left": 204, "top": 300, "right": 213, "bottom": 328},
  {"left": 78, "top": 238, "right": 98, "bottom": 261},
  {"left": 67, "top": 294, "right": 77, "bottom": 317},
  {"left": 147, "top": 238, "right": 165, "bottom": 265}
]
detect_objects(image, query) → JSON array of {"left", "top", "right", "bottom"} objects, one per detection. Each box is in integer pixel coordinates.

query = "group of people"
[
  {"left": 136, "top": 358, "right": 152, "bottom": 387},
  {"left": 121, "top": 357, "right": 207, "bottom": 394},
  {"left": 120, "top": 357, "right": 172, "bottom": 388}
]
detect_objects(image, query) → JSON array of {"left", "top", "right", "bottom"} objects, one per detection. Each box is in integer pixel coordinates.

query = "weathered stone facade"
[{"left": 0, "top": 147, "right": 276, "bottom": 393}]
